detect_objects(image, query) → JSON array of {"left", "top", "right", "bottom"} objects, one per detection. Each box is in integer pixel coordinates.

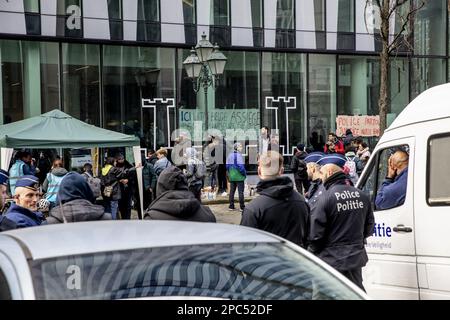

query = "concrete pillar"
[{"left": 350, "top": 58, "right": 367, "bottom": 115}]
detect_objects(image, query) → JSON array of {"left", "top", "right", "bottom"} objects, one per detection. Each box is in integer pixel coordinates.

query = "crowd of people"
[{"left": 0, "top": 128, "right": 396, "bottom": 292}]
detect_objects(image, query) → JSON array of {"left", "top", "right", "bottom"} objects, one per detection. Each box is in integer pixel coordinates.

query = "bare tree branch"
[{"left": 388, "top": 1, "right": 425, "bottom": 54}]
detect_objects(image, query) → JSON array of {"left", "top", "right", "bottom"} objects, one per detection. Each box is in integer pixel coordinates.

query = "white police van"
[{"left": 359, "top": 83, "right": 450, "bottom": 300}]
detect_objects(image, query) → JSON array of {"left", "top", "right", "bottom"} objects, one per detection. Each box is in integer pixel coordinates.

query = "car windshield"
[{"left": 29, "top": 243, "right": 362, "bottom": 300}]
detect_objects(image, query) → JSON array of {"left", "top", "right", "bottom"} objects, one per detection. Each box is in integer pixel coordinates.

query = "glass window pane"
[
  {"left": 276, "top": 0, "right": 294, "bottom": 30},
  {"left": 24, "top": 0, "right": 39, "bottom": 13},
  {"left": 411, "top": 58, "right": 446, "bottom": 100},
  {"left": 389, "top": 58, "right": 409, "bottom": 122},
  {"left": 308, "top": 54, "right": 336, "bottom": 152},
  {"left": 138, "top": 0, "right": 159, "bottom": 22},
  {"left": 262, "top": 52, "right": 307, "bottom": 159},
  {"left": 428, "top": 135, "right": 450, "bottom": 205},
  {"left": 62, "top": 43, "right": 100, "bottom": 126},
  {"left": 337, "top": 0, "right": 354, "bottom": 32},
  {"left": 314, "top": 0, "right": 325, "bottom": 31},
  {"left": 211, "top": 0, "right": 229, "bottom": 26},
  {"left": 1, "top": 40, "right": 24, "bottom": 124},
  {"left": 103, "top": 46, "right": 175, "bottom": 150},
  {"left": 107, "top": 0, "right": 122, "bottom": 19},
  {"left": 183, "top": 0, "right": 196, "bottom": 24},
  {"left": 40, "top": 42, "right": 60, "bottom": 113},
  {"left": 57, "top": 0, "right": 81, "bottom": 15},
  {"left": 30, "top": 243, "right": 362, "bottom": 300},
  {"left": 414, "top": 0, "right": 446, "bottom": 56},
  {"left": 251, "top": 0, "right": 263, "bottom": 28},
  {"left": 338, "top": 56, "right": 379, "bottom": 116}
]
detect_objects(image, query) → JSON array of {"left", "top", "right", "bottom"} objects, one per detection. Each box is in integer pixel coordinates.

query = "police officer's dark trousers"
[{"left": 341, "top": 268, "right": 365, "bottom": 292}]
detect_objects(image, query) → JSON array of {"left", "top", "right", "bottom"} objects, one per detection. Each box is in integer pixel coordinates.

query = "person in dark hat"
[
  {"left": 0, "top": 170, "right": 17, "bottom": 231},
  {"left": 290, "top": 143, "right": 309, "bottom": 194},
  {"left": 308, "top": 153, "right": 374, "bottom": 291},
  {"left": 304, "top": 152, "right": 325, "bottom": 210},
  {"left": 5, "top": 175, "right": 46, "bottom": 228}
]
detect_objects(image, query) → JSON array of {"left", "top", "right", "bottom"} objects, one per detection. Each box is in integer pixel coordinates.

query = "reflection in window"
[
  {"left": 62, "top": 43, "right": 100, "bottom": 126},
  {"left": 183, "top": 0, "right": 196, "bottom": 24},
  {"left": 309, "top": 54, "right": 336, "bottom": 152},
  {"left": 428, "top": 135, "right": 450, "bottom": 205},
  {"left": 57, "top": 0, "right": 81, "bottom": 15},
  {"left": 137, "top": 0, "right": 160, "bottom": 42},
  {"left": 337, "top": 56, "right": 379, "bottom": 116},
  {"left": 251, "top": 0, "right": 263, "bottom": 28},
  {"left": 1, "top": 40, "right": 24, "bottom": 124},
  {"left": 40, "top": 42, "right": 60, "bottom": 113},
  {"left": 390, "top": 58, "right": 409, "bottom": 121},
  {"left": 276, "top": 0, "right": 294, "bottom": 30},
  {"left": 24, "top": 0, "right": 39, "bottom": 13},
  {"left": 337, "top": 0, "right": 354, "bottom": 32},
  {"left": 211, "top": 0, "right": 229, "bottom": 26},
  {"left": 103, "top": 46, "right": 175, "bottom": 150},
  {"left": 414, "top": 0, "right": 446, "bottom": 56},
  {"left": 314, "top": 0, "right": 325, "bottom": 31},
  {"left": 262, "top": 52, "right": 307, "bottom": 157},
  {"left": 411, "top": 58, "right": 446, "bottom": 100}
]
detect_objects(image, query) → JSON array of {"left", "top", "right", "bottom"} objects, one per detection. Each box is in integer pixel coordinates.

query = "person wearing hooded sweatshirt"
[
  {"left": 42, "top": 159, "right": 68, "bottom": 209},
  {"left": 226, "top": 143, "right": 246, "bottom": 212},
  {"left": 48, "top": 172, "right": 111, "bottom": 224},
  {"left": 290, "top": 143, "right": 309, "bottom": 194},
  {"left": 240, "top": 151, "right": 310, "bottom": 248},
  {"left": 144, "top": 166, "right": 216, "bottom": 222}
]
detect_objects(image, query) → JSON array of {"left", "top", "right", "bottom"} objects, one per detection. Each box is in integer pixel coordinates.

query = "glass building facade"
[{"left": 0, "top": 0, "right": 449, "bottom": 162}]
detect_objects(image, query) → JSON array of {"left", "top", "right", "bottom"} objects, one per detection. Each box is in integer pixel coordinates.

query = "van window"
[
  {"left": 359, "top": 145, "right": 409, "bottom": 211},
  {"left": 428, "top": 135, "right": 450, "bottom": 205}
]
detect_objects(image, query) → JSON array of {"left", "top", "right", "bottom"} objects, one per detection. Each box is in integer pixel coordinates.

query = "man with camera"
[{"left": 324, "top": 133, "right": 345, "bottom": 154}]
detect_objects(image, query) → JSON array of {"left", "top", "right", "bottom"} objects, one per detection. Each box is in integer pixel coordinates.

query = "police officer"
[
  {"left": 308, "top": 153, "right": 375, "bottom": 291},
  {"left": 5, "top": 176, "right": 46, "bottom": 228},
  {"left": 304, "top": 152, "right": 325, "bottom": 210}
]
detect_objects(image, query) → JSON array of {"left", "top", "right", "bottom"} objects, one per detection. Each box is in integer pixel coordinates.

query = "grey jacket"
[{"left": 48, "top": 199, "right": 112, "bottom": 224}]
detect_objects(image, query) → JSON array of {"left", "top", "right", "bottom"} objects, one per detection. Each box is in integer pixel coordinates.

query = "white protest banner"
[{"left": 336, "top": 115, "right": 381, "bottom": 137}]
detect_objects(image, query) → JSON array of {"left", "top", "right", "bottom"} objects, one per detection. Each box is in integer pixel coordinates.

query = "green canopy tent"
[{"left": 0, "top": 110, "right": 145, "bottom": 219}]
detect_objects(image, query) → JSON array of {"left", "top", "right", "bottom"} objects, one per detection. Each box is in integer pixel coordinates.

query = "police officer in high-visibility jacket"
[{"left": 308, "top": 153, "right": 375, "bottom": 291}]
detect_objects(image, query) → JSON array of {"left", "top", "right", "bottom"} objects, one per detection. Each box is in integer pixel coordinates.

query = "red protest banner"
[{"left": 336, "top": 115, "right": 380, "bottom": 137}]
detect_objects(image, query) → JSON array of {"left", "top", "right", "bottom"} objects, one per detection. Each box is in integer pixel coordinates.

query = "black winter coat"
[
  {"left": 240, "top": 176, "right": 310, "bottom": 248},
  {"left": 144, "top": 166, "right": 216, "bottom": 223},
  {"left": 290, "top": 151, "right": 308, "bottom": 180},
  {"left": 308, "top": 172, "right": 375, "bottom": 271}
]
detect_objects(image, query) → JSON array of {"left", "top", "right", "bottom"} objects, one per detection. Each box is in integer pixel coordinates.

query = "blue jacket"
[
  {"left": 226, "top": 152, "right": 246, "bottom": 175},
  {"left": 375, "top": 168, "right": 408, "bottom": 210},
  {"left": 5, "top": 203, "right": 46, "bottom": 228},
  {"left": 9, "top": 160, "right": 36, "bottom": 195}
]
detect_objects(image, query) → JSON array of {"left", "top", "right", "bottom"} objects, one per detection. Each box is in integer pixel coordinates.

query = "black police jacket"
[
  {"left": 308, "top": 171, "right": 375, "bottom": 271},
  {"left": 241, "top": 176, "right": 310, "bottom": 248}
]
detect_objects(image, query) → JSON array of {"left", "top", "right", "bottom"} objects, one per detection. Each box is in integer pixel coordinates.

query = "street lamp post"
[{"left": 183, "top": 33, "right": 227, "bottom": 131}]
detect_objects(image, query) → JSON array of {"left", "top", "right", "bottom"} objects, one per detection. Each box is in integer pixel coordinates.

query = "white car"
[{"left": 0, "top": 221, "right": 368, "bottom": 300}]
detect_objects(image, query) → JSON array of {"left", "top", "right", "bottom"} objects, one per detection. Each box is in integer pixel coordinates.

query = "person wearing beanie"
[
  {"left": 241, "top": 151, "right": 310, "bottom": 248},
  {"left": 290, "top": 143, "right": 309, "bottom": 194}
]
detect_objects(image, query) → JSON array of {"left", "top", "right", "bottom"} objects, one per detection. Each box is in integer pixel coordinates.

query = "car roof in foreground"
[{"left": 1, "top": 221, "right": 281, "bottom": 260}]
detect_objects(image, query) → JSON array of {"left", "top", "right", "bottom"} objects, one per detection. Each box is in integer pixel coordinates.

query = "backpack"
[
  {"left": 194, "top": 160, "right": 207, "bottom": 179},
  {"left": 83, "top": 172, "right": 102, "bottom": 198},
  {"left": 345, "top": 156, "right": 358, "bottom": 182}
]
